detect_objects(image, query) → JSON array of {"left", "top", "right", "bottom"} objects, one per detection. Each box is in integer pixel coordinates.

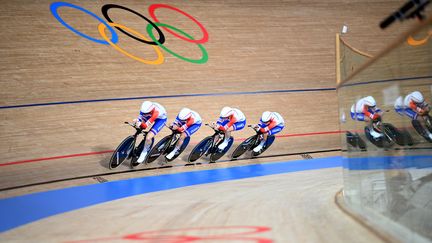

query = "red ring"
[{"left": 148, "top": 3, "right": 209, "bottom": 44}]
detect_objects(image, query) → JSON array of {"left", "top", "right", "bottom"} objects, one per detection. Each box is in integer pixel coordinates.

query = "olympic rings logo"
[
  {"left": 50, "top": 2, "right": 209, "bottom": 65},
  {"left": 407, "top": 29, "right": 432, "bottom": 46}
]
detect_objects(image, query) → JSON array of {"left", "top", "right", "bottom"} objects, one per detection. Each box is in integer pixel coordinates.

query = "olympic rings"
[
  {"left": 101, "top": 4, "right": 165, "bottom": 45},
  {"left": 98, "top": 23, "right": 164, "bottom": 65},
  {"left": 50, "top": 2, "right": 118, "bottom": 45},
  {"left": 148, "top": 4, "right": 209, "bottom": 44},
  {"left": 49, "top": 2, "right": 209, "bottom": 65},
  {"left": 147, "top": 23, "right": 208, "bottom": 64}
]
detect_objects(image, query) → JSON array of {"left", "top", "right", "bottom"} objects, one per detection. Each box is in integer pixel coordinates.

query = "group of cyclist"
[
  {"left": 132, "top": 101, "right": 285, "bottom": 163},
  {"left": 350, "top": 90, "right": 431, "bottom": 140}
]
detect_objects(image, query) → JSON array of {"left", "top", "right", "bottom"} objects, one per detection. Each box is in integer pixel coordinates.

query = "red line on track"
[{"left": 0, "top": 130, "right": 342, "bottom": 167}]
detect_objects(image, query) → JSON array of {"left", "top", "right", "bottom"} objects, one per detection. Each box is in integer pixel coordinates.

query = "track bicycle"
[
  {"left": 411, "top": 114, "right": 432, "bottom": 142},
  {"left": 365, "top": 118, "right": 413, "bottom": 148},
  {"left": 188, "top": 124, "right": 234, "bottom": 163},
  {"left": 145, "top": 125, "right": 191, "bottom": 164},
  {"left": 109, "top": 122, "right": 154, "bottom": 169},
  {"left": 231, "top": 125, "right": 276, "bottom": 159}
]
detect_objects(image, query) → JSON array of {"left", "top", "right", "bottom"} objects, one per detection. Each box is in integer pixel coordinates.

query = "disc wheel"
[
  {"left": 252, "top": 135, "right": 275, "bottom": 156},
  {"left": 165, "top": 137, "right": 190, "bottom": 162},
  {"left": 210, "top": 136, "right": 234, "bottom": 162},
  {"left": 188, "top": 136, "right": 213, "bottom": 163},
  {"left": 146, "top": 136, "right": 171, "bottom": 164},
  {"left": 231, "top": 135, "right": 257, "bottom": 159},
  {"left": 109, "top": 136, "right": 135, "bottom": 169}
]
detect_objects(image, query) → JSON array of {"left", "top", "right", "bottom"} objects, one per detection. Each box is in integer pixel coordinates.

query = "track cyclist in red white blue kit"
[
  {"left": 212, "top": 107, "right": 246, "bottom": 150},
  {"left": 166, "top": 108, "right": 202, "bottom": 160},
  {"left": 252, "top": 111, "right": 285, "bottom": 152},
  {"left": 133, "top": 101, "right": 167, "bottom": 163}
]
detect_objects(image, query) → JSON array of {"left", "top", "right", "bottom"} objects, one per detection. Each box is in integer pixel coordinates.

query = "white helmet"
[
  {"left": 261, "top": 111, "right": 273, "bottom": 123},
  {"left": 363, "top": 96, "right": 376, "bottom": 107},
  {"left": 140, "top": 101, "right": 154, "bottom": 113},
  {"left": 220, "top": 106, "right": 234, "bottom": 118},
  {"left": 178, "top": 108, "right": 192, "bottom": 120},
  {"left": 411, "top": 91, "right": 424, "bottom": 103}
]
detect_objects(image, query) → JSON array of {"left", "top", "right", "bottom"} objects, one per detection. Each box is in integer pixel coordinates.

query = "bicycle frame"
[{"left": 205, "top": 124, "right": 226, "bottom": 154}]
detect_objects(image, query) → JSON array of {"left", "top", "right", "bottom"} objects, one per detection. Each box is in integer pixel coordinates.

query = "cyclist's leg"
[
  {"left": 167, "top": 123, "right": 201, "bottom": 158},
  {"left": 216, "top": 119, "right": 230, "bottom": 149},
  {"left": 253, "top": 124, "right": 283, "bottom": 152},
  {"left": 137, "top": 118, "right": 167, "bottom": 163}
]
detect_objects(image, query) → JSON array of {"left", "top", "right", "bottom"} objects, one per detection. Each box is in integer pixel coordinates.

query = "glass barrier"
[{"left": 337, "top": 16, "right": 432, "bottom": 242}]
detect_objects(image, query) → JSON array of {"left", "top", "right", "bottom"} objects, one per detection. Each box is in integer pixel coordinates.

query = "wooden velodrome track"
[{"left": 0, "top": 0, "right": 417, "bottom": 241}]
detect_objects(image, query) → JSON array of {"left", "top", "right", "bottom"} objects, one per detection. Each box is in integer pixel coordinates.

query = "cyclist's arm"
[
  {"left": 141, "top": 110, "right": 159, "bottom": 129},
  {"left": 259, "top": 120, "right": 277, "bottom": 133},
  {"left": 219, "top": 116, "right": 237, "bottom": 131},
  {"left": 363, "top": 105, "right": 378, "bottom": 120},
  {"left": 178, "top": 117, "right": 195, "bottom": 132}
]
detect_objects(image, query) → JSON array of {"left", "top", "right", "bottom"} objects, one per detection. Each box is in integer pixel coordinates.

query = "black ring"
[{"left": 101, "top": 4, "right": 165, "bottom": 45}]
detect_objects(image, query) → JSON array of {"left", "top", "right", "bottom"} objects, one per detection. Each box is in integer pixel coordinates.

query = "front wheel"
[
  {"left": 188, "top": 136, "right": 213, "bottom": 163},
  {"left": 146, "top": 136, "right": 172, "bottom": 164},
  {"left": 365, "top": 126, "right": 386, "bottom": 148},
  {"left": 109, "top": 136, "right": 135, "bottom": 169},
  {"left": 231, "top": 135, "right": 258, "bottom": 159}
]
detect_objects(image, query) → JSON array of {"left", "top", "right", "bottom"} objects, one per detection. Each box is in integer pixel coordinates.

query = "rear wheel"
[
  {"left": 210, "top": 136, "right": 234, "bottom": 162},
  {"left": 131, "top": 138, "right": 154, "bottom": 167},
  {"left": 231, "top": 135, "right": 257, "bottom": 159},
  {"left": 165, "top": 137, "right": 190, "bottom": 162},
  {"left": 109, "top": 136, "right": 135, "bottom": 169},
  {"left": 188, "top": 136, "right": 213, "bottom": 162},
  {"left": 383, "top": 123, "right": 413, "bottom": 146},
  {"left": 365, "top": 126, "right": 385, "bottom": 148},
  {"left": 252, "top": 135, "right": 275, "bottom": 156}
]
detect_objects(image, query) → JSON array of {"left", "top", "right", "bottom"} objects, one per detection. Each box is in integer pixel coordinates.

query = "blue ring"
[{"left": 50, "top": 2, "right": 118, "bottom": 45}]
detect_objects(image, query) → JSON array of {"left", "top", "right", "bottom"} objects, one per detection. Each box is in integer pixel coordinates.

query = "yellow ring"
[
  {"left": 407, "top": 30, "right": 432, "bottom": 46},
  {"left": 98, "top": 23, "right": 164, "bottom": 65}
]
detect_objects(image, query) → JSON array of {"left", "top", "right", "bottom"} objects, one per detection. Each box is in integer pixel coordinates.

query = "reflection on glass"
[{"left": 337, "top": 17, "right": 432, "bottom": 241}]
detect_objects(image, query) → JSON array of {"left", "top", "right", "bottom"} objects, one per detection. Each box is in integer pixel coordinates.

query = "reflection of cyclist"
[
  {"left": 213, "top": 107, "right": 246, "bottom": 150},
  {"left": 133, "top": 101, "right": 167, "bottom": 163},
  {"left": 395, "top": 91, "right": 430, "bottom": 119},
  {"left": 252, "top": 111, "right": 285, "bottom": 152},
  {"left": 350, "top": 96, "right": 383, "bottom": 138},
  {"left": 166, "top": 108, "right": 202, "bottom": 160},
  {"left": 395, "top": 91, "right": 431, "bottom": 139}
]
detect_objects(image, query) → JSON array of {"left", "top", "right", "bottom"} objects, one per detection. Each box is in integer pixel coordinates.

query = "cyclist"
[
  {"left": 395, "top": 91, "right": 430, "bottom": 119},
  {"left": 350, "top": 96, "right": 383, "bottom": 139},
  {"left": 252, "top": 111, "right": 285, "bottom": 152},
  {"left": 213, "top": 106, "right": 246, "bottom": 150},
  {"left": 133, "top": 101, "right": 167, "bottom": 163},
  {"left": 166, "top": 108, "right": 202, "bottom": 160},
  {"left": 395, "top": 91, "right": 431, "bottom": 139}
]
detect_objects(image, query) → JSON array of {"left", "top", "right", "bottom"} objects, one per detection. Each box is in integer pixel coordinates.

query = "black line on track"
[{"left": 0, "top": 148, "right": 341, "bottom": 192}]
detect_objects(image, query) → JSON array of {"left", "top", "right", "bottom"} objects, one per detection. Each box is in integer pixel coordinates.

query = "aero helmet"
[
  {"left": 178, "top": 108, "right": 192, "bottom": 120},
  {"left": 261, "top": 111, "right": 273, "bottom": 123},
  {"left": 220, "top": 107, "right": 234, "bottom": 118},
  {"left": 411, "top": 91, "right": 424, "bottom": 103},
  {"left": 140, "top": 101, "right": 154, "bottom": 113},
  {"left": 363, "top": 96, "right": 376, "bottom": 107}
]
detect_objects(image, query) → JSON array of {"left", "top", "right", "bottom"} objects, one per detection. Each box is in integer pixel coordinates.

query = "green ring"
[{"left": 146, "top": 22, "right": 208, "bottom": 64}]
